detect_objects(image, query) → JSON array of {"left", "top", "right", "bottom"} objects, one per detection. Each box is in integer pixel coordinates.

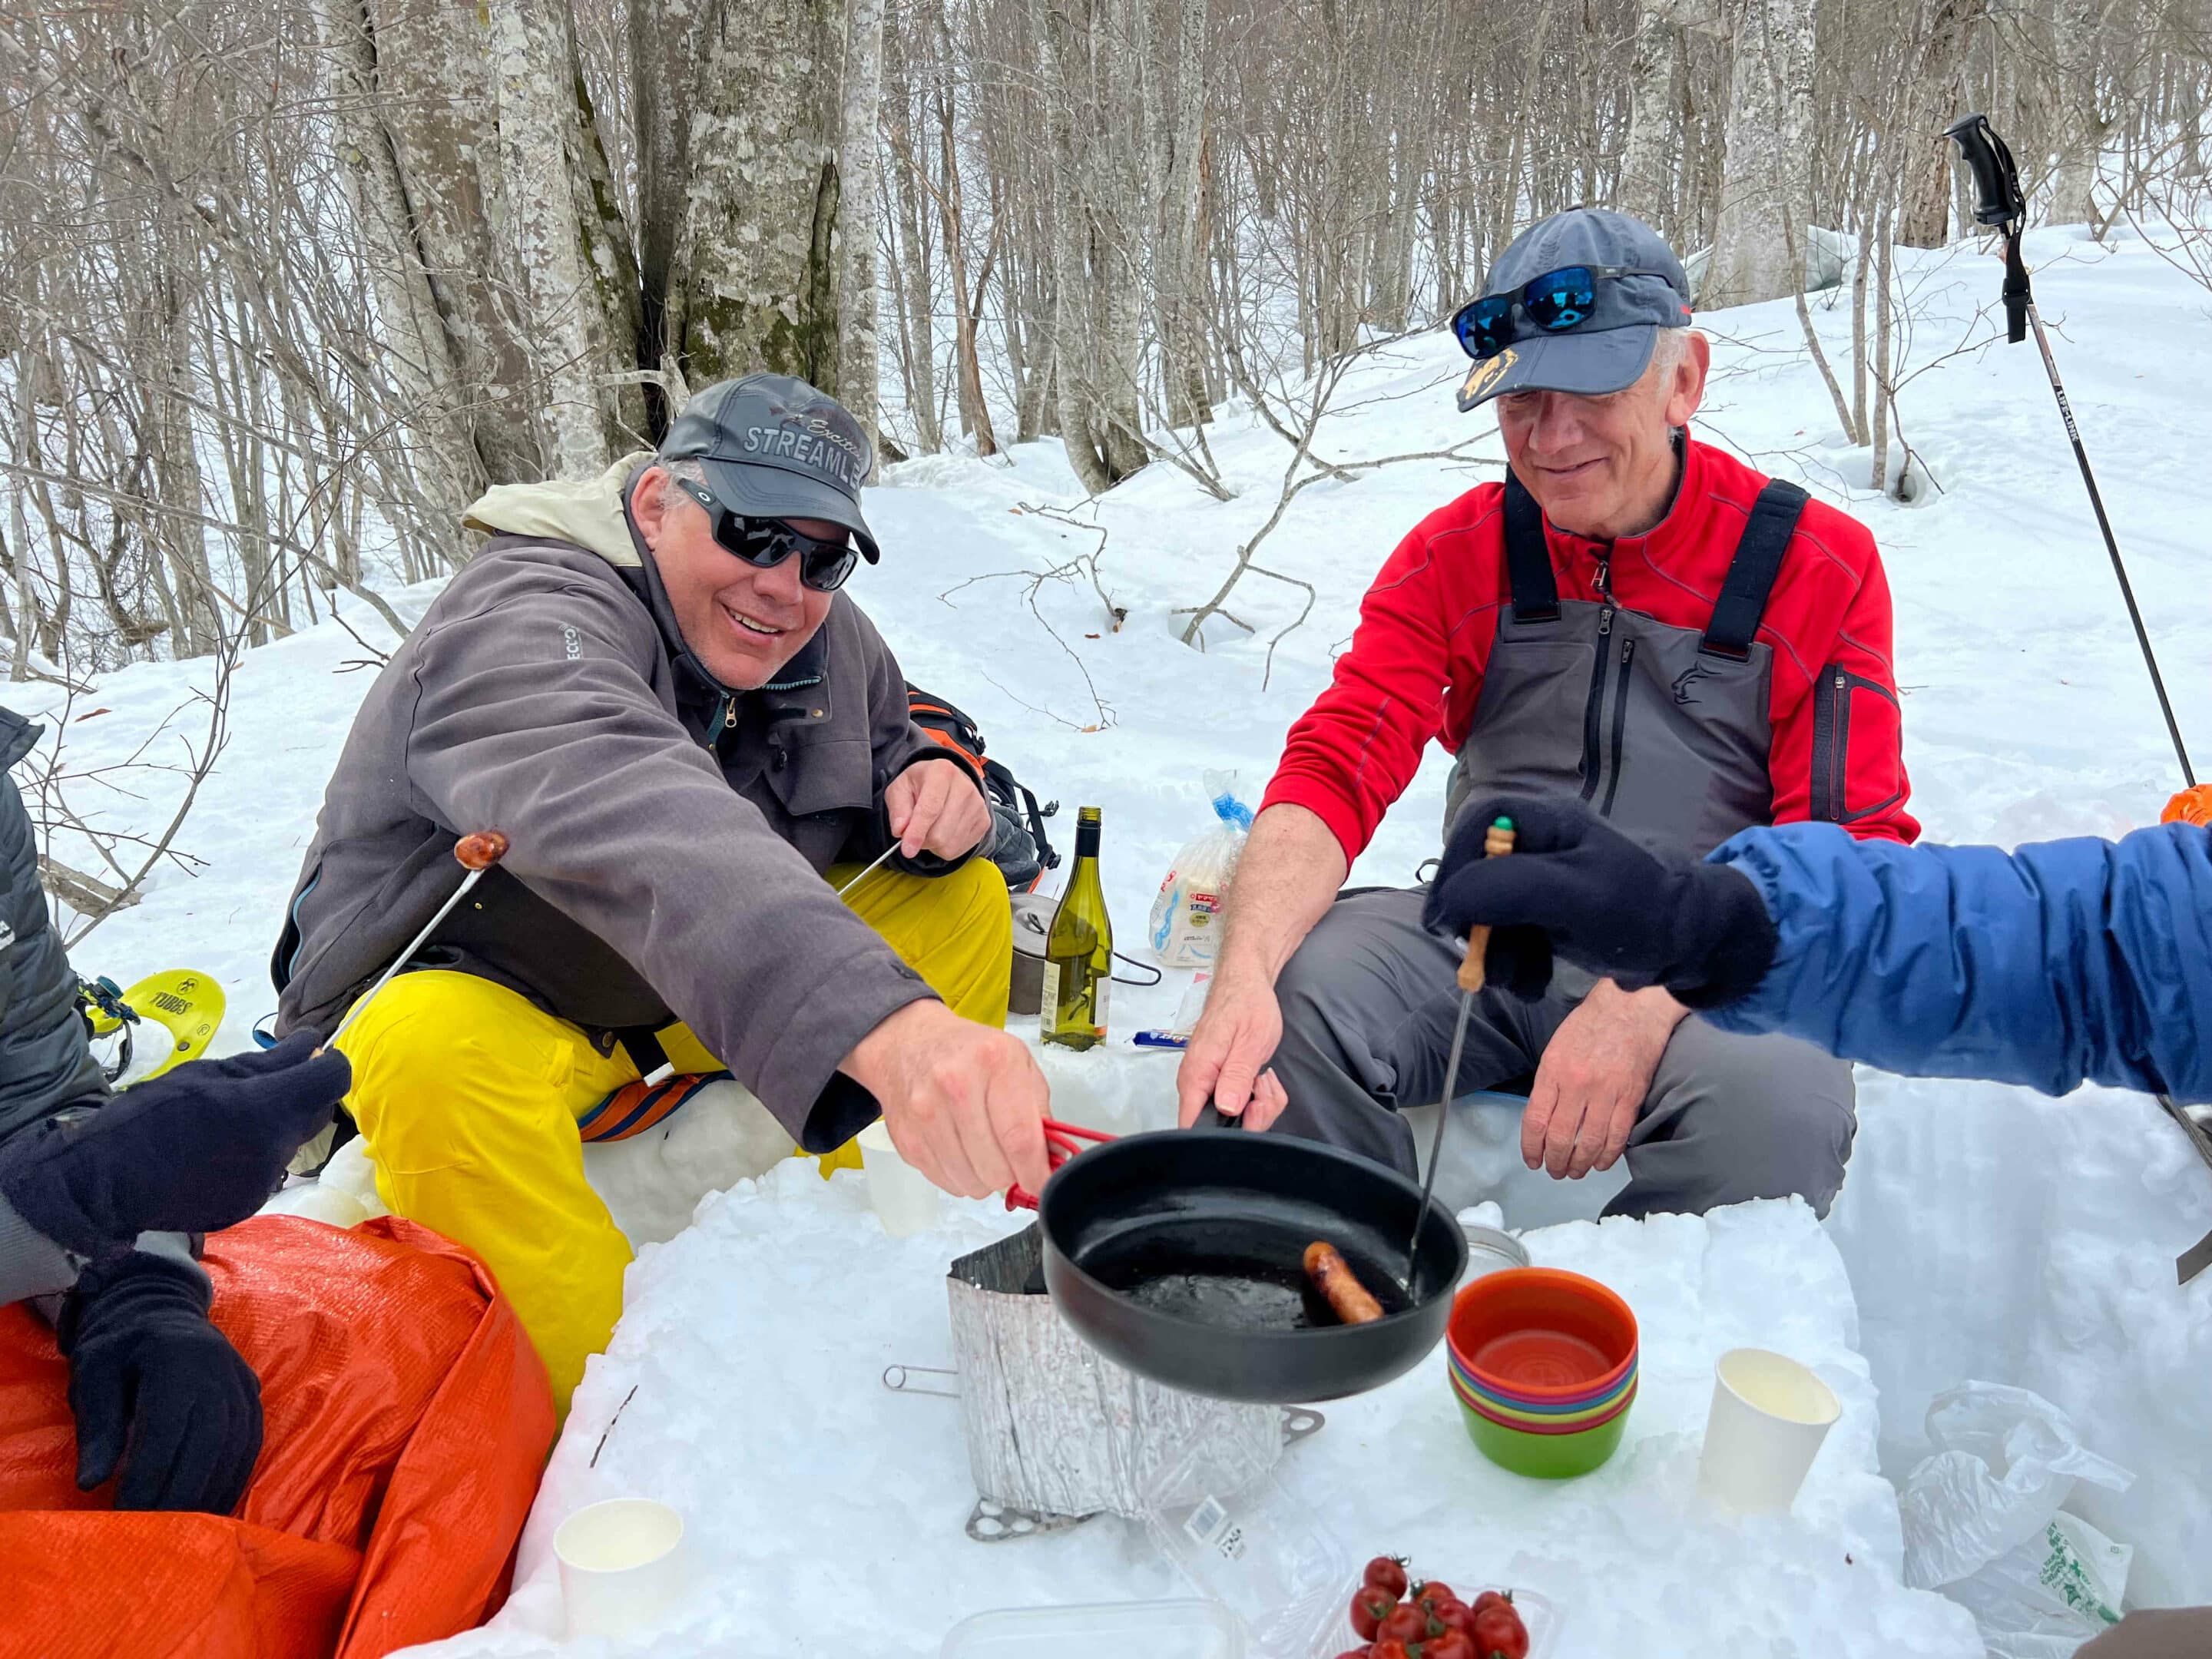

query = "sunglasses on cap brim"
[
  {"left": 676, "top": 478, "right": 863, "bottom": 593},
  {"left": 1452, "top": 264, "right": 1678, "bottom": 361}
]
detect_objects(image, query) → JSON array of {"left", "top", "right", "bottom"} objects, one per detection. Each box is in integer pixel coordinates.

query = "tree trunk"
[
  {"left": 935, "top": 71, "right": 997, "bottom": 454},
  {"left": 1155, "top": 0, "right": 1211, "bottom": 427},
  {"left": 838, "top": 0, "right": 888, "bottom": 453},
  {"left": 486, "top": 0, "right": 620, "bottom": 476},
  {"left": 674, "top": 0, "right": 855, "bottom": 391},
  {"left": 630, "top": 0, "right": 708, "bottom": 431},
  {"left": 1619, "top": 6, "right": 1681, "bottom": 230},
  {"left": 321, "top": 0, "right": 479, "bottom": 543},
  {"left": 1702, "top": 0, "right": 1808, "bottom": 307},
  {"left": 1040, "top": 0, "right": 1144, "bottom": 495},
  {"left": 1869, "top": 191, "right": 1896, "bottom": 492},
  {"left": 885, "top": 75, "right": 942, "bottom": 451},
  {"left": 2048, "top": 0, "right": 2104, "bottom": 228},
  {"left": 357, "top": 0, "right": 547, "bottom": 484},
  {"left": 1896, "top": 0, "right": 1975, "bottom": 248}
]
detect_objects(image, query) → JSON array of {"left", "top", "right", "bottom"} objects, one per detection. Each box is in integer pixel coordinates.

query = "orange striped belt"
[{"left": 578, "top": 1071, "right": 731, "bottom": 1144}]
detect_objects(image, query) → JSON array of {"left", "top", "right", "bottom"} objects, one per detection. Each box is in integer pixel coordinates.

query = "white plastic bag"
[
  {"left": 1899, "top": 1382, "right": 2134, "bottom": 1659},
  {"left": 1148, "top": 772, "right": 1253, "bottom": 969}
]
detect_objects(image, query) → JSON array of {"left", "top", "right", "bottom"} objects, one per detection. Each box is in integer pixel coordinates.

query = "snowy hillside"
[{"left": 12, "top": 220, "right": 2212, "bottom": 1634}]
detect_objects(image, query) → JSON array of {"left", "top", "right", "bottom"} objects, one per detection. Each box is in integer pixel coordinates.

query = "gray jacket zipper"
[
  {"left": 1578, "top": 605, "right": 1615, "bottom": 800},
  {"left": 1601, "top": 637, "right": 1637, "bottom": 816}
]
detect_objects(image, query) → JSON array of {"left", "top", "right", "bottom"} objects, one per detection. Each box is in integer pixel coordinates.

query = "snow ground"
[
  {"left": 405, "top": 1178, "right": 1982, "bottom": 1659},
  {"left": 12, "top": 220, "right": 2212, "bottom": 1636}
]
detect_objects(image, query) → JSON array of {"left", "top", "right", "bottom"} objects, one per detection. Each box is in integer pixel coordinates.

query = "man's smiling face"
[
  {"left": 630, "top": 465, "right": 839, "bottom": 690},
  {"left": 1493, "top": 327, "right": 1708, "bottom": 541}
]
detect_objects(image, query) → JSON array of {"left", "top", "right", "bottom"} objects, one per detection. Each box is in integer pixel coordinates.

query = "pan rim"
[{"left": 1038, "top": 1125, "right": 1469, "bottom": 1345}]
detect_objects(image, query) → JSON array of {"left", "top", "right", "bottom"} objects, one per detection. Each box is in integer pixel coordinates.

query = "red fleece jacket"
[{"left": 1262, "top": 436, "right": 1919, "bottom": 862}]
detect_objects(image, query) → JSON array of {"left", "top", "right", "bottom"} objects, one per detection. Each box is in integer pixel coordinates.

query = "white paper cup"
[
  {"left": 859, "top": 1120, "right": 942, "bottom": 1237},
  {"left": 1697, "top": 1347, "right": 1843, "bottom": 1514},
  {"left": 555, "top": 1497, "right": 686, "bottom": 1640}
]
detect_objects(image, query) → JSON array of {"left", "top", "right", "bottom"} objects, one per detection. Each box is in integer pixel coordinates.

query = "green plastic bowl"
[{"left": 1456, "top": 1394, "right": 1630, "bottom": 1479}]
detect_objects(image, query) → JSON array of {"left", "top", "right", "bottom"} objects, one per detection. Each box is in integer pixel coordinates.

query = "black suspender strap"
[
  {"left": 614, "top": 1024, "right": 677, "bottom": 1085},
  {"left": 1699, "top": 478, "right": 1810, "bottom": 659},
  {"left": 1502, "top": 469, "right": 1559, "bottom": 622}
]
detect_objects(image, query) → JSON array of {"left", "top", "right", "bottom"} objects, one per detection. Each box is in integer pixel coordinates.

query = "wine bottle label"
[
  {"left": 1040, "top": 960, "right": 1061, "bottom": 1032},
  {"left": 1093, "top": 975, "right": 1110, "bottom": 1038}
]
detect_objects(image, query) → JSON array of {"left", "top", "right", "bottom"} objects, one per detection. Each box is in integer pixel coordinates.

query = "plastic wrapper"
[
  {"left": 1140, "top": 1441, "right": 1346, "bottom": 1659},
  {"left": 1899, "top": 1382, "right": 2134, "bottom": 1658},
  {"left": 1150, "top": 772, "right": 1253, "bottom": 969},
  {"left": 946, "top": 1225, "right": 1282, "bottom": 1520}
]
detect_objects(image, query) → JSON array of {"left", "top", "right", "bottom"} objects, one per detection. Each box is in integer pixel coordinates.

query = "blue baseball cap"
[{"left": 1455, "top": 208, "right": 1696, "bottom": 412}]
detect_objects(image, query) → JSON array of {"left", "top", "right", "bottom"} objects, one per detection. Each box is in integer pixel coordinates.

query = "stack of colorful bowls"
[{"left": 1446, "top": 1267, "right": 1639, "bottom": 1479}]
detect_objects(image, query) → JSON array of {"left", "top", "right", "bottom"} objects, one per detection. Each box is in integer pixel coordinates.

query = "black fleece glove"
[
  {"left": 1422, "top": 795, "right": 1779, "bottom": 1008},
  {"left": 58, "top": 1250, "right": 263, "bottom": 1513},
  {"left": 0, "top": 1031, "right": 349, "bottom": 1260}
]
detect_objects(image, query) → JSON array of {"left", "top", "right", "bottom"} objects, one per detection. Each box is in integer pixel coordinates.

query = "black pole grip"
[{"left": 1945, "top": 114, "right": 2025, "bottom": 228}]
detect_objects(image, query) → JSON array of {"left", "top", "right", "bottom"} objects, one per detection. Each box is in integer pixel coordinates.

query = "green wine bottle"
[{"left": 1041, "top": 806, "right": 1112, "bottom": 1050}]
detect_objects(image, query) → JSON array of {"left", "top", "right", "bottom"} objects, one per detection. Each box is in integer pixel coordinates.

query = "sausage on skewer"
[{"left": 1303, "top": 1240, "right": 1384, "bottom": 1325}]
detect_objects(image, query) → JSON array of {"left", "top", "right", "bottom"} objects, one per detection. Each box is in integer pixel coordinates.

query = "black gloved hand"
[
  {"left": 58, "top": 1250, "right": 263, "bottom": 1513},
  {"left": 0, "top": 1031, "right": 349, "bottom": 1259},
  {"left": 1422, "top": 795, "right": 1779, "bottom": 1007}
]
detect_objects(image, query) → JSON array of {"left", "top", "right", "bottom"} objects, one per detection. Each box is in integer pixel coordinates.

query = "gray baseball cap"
[
  {"left": 660, "top": 373, "right": 880, "bottom": 561},
  {"left": 1453, "top": 208, "right": 1695, "bottom": 412}
]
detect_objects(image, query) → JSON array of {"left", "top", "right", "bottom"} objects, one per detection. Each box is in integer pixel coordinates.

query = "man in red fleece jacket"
[{"left": 1177, "top": 208, "right": 1917, "bottom": 1219}]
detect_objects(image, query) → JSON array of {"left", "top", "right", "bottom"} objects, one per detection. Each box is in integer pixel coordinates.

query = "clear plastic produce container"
[
  {"left": 1140, "top": 1442, "right": 1348, "bottom": 1658},
  {"left": 940, "top": 1598, "right": 1244, "bottom": 1658}
]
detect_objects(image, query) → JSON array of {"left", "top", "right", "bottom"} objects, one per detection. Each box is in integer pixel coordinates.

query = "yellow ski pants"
[{"left": 336, "top": 858, "right": 1012, "bottom": 1416}]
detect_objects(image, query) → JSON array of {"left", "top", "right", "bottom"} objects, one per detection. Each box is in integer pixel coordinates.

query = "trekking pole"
[
  {"left": 1945, "top": 114, "right": 2196, "bottom": 788},
  {"left": 325, "top": 832, "right": 509, "bottom": 1048}
]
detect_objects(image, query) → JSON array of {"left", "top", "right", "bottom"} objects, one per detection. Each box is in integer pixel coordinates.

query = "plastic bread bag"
[{"left": 1148, "top": 772, "right": 1253, "bottom": 969}]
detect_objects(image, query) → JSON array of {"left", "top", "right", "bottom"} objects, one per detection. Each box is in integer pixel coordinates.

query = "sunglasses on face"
[
  {"left": 1451, "top": 265, "right": 1676, "bottom": 360},
  {"left": 676, "top": 478, "right": 862, "bottom": 593}
]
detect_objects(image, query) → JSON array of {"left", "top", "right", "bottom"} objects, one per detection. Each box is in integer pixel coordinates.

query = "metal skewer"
[
  {"left": 836, "top": 842, "right": 902, "bottom": 900},
  {"left": 326, "top": 831, "right": 508, "bottom": 1048},
  {"left": 1405, "top": 817, "right": 1518, "bottom": 1287}
]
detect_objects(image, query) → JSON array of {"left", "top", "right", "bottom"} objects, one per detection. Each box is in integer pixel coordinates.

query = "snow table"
[{"left": 401, "top": 1161, "right": 1981, "bottom": 1657}]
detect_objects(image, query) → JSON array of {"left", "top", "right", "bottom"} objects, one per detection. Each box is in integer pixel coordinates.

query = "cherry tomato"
[
  {"left": 1432, "top": 1601, "right": 1478, "bottom": 1638},
  {"left": 1417, "top": 1578, "right": 1458, "bottom": 1609},
  {"left": 1469, "top": 1590, "right": 1509, "bottom": 1619},
  {"left": 1379, "top": 1603, "right": 1429, "bottom": 1645},
  {"left": 1350, "top": 1585, "right": 1396, "bottom": 1641},
  {"left": 1370, "top": 1643, "right": 1414, "bottom": 1659},
  {"left": 1473, "top": 1601, "right": 1530, "bottom": 1659},
  {"left": 1363, "top": 1555, "right": 1410, "bottom": 1599},
  {"left": 1425, "top": 1631, "right": 1477, "bottom": 1659}
]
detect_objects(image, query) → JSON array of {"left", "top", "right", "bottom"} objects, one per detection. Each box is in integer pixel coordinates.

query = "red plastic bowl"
[{"left": 1447, "top": 1267, "right": 1638, "bottom": 1402}]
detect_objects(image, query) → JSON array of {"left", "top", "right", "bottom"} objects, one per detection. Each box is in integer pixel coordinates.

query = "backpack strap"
[
  {"left": 1502, "top": 469, "right": 1560, "bottom": 623},
  {"left": 1698, "top": 478, "right": 1810, "bottom": 660}
]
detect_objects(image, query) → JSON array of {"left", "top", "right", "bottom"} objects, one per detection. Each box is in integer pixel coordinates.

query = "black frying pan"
[{"left": 1037, "top": 1108, "right": 1467, "bottom": 1403}]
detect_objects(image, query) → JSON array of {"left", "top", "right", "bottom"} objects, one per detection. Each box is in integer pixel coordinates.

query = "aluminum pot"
[{"left": 946, "top": 1224, "right": 1283, "bottom": 1520}]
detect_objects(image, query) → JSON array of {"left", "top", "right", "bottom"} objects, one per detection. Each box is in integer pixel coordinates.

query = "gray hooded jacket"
[
  {"left": 272, "top": 459, "right": 979, "bottom": 1153},
  {"left": 0, "top": 710, "right": 116, "bottom": 1300}
]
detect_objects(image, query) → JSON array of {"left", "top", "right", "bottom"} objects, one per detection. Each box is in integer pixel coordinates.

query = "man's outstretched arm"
[
  {"left": 1175, "top": 803, "right": 1346, "bottom": 1126},
  {"left": 1425, "top": 795, "right": 2212, "bottom": 1104},
  {"left": 1707, "top": 821, "right": 2212, "bottom": 1101}
]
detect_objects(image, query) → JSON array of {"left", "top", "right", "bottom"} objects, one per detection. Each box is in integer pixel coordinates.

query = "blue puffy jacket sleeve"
[{"left": 1702, "top": 822, "right": 2212, "bottom": 1101}]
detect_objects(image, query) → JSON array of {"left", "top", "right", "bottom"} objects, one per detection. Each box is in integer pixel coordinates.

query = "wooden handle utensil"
[{"left": 1459, "top": 816, "right": 1518, "bottom": 992}]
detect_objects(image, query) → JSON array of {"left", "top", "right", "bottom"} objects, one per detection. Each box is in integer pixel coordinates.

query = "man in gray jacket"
[{"left": 273, "top": 375, "right": 1048, "bottom": 1409}]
